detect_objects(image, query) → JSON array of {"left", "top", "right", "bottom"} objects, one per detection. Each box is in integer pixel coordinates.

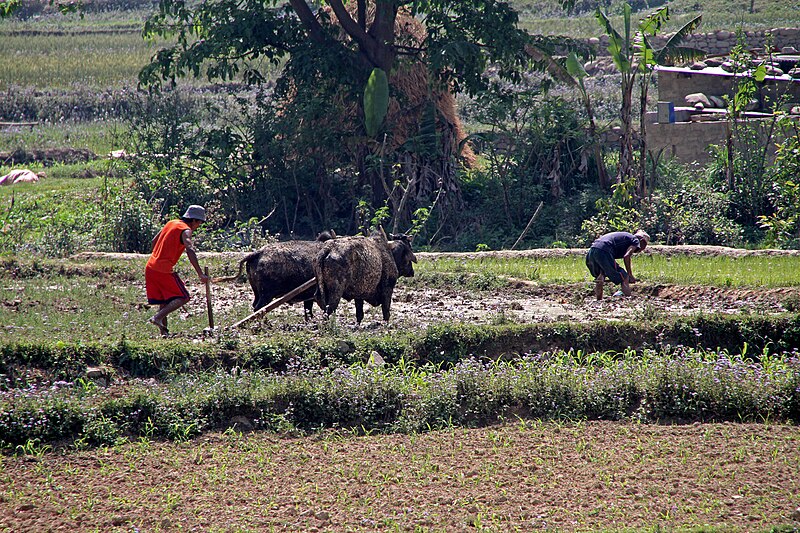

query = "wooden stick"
[
  {"left": 231, "top": 277, "right": 317, "bottom": 329},
  {"left": 204, "top": 266, "right": 214, "bottom": 329},
  {"left": 511, "top": 201, "right": 544, "bottom": 250}
]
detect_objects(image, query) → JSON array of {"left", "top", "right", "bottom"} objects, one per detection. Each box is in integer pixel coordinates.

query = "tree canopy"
[
  {"left": 134, "top": 0, "right": 583, "bottom": 237},
  {"left": 139, "top": 0, "right": 543, "bottom": 96}
]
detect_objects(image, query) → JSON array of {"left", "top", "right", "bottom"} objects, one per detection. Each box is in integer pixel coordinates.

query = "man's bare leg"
[
  {"left": 620, "top": 278, "right": 632, "bottom": 296},
  {"left": 150, "top": 298, "right": 187, "bottom": 336},
  {"left": 594, "top": 274, "right": 605, "bottom": 300}
]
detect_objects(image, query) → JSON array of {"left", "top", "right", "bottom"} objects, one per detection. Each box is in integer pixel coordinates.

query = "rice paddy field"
[
  {"left": 2, "top": 250, "right": 800, "bottom": 532},
  {"left": 515, "top": 0, "right": 800, "bottom": 36},
  {"left": 2, "top": 2, "right": 800, "bottom": 532}
]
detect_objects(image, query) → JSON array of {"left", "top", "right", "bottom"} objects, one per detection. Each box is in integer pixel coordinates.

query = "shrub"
[
  {"left": 95, "top": 186, "right": 160, "bottom": 253},
  {"left": 640, "top": 162, "right": 743, "bottom": 246},
  {"left": 4, "top": 347, "right": 798, "bottom": 450},
  {"left": 757, "top": 116, "right": 800, "bottom": 248}
]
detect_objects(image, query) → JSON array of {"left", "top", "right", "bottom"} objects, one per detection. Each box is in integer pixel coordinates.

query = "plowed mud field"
[
  {"left": 89, "top": 245, "right": 798, "bottom": 333},
  {"left": 2, "top": 422, "right": 799, "bottom": 532},
  {"left": 71, "top": 246, "right": 800, "bottom": 329},
  {"left": 191, "top": 280, "right": 800, "bottom": 335},
  {"left": 5, "top": 247, "right": 796, "bottom": 532}
]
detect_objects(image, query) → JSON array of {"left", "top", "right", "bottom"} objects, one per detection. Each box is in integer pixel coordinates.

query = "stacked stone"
[{"left": 589, "top": 28, "right": 800, "bottom": 58}]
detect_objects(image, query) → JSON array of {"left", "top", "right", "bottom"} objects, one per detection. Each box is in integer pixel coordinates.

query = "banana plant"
[
  {"left": 596, "top": 3, "right": 640, "bottom": 186},
  {"left": 566, "top": 52, "right": 610, "bottom": 189},
  {"left": 637, "top": 10, "right": 704, "bottom": 198},
  {"left": 596, "top": 4, "right": 703, "bottom": 195},
  {"left": 364, "top": 67, "right": 389, "bottom": 138}
]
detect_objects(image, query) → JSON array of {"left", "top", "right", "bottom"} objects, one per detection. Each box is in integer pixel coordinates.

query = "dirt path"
[
  {"left": 74, "top": 246, "right": 800, "bottom": 331},
  {"left": 2, "top": 422, "right": 798, "bottom": 532},
  {"left": 74, "top": 245, "right": 800, "bottom": 263}
]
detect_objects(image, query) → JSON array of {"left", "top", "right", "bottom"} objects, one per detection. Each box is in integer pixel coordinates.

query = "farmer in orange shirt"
[{"left": 146, "top": 205, "right": 209, "bottom": 336}]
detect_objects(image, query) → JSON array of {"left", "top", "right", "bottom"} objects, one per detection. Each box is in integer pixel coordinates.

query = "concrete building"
[{"left": 647, "top": 60, "right": 800, "bottom": 164}]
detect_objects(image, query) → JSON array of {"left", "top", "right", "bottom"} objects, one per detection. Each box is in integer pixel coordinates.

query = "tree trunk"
[
  {"left": 584, "top": 92, "right": 609, "bottom": 189},
  {"left": 638, "top": 77, "right": 649, "bottom": 199},
  {"left": 618, "top": 77, "right": 635, "bottom": 184}
]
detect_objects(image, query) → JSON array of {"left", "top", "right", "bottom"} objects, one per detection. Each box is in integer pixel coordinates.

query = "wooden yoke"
[{"left": 231, "top": 277, "right": 317, "bottom": 329}]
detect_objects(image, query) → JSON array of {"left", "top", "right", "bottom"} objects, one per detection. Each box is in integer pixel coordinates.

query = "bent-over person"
[
  {"left": 145, "top": 205, "right": 209, "bottom": 336},
  {"left": 585, "top": 230, "right": 649, "bottom": 300}
]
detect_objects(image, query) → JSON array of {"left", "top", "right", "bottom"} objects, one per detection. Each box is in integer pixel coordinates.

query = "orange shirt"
[{"left": 146, "top": 219, "right": 190, "bottom": 273}]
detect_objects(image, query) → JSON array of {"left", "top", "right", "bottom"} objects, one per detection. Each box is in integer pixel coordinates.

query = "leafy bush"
[
  {"left": 757, "top": 117, "right": 800, "bottom": 248},
  {"left": 702, "top": 37, "right": 779, "bottom": 236},
  {"left": 2, "top": 347, "right": 798, "bottom": 450},
  {"left": 640, "top": 162, "right": 743, "bottom": 246},
  {"left": 579, "top": 177, "right": 640, "bottom": 244},
  {"left": 452, "top": 90, "right": 607, "bottom": 250},
  {"left": 94, "top": 186, "right": 160, "bottom": 253}
]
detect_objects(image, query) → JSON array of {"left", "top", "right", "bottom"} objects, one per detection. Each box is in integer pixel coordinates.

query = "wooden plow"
[{"left": 230, "top": 277, "right": 317, "bottom": 329}]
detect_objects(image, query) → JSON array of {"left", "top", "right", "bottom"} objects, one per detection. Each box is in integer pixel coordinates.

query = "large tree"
[
  {"left": 137, "top": 0, "right": 563, "bottom": 230},
  {"left": 140, "top": 0, "right": 536, "bottom": 96}
]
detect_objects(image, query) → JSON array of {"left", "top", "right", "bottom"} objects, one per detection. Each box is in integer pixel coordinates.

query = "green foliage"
[
  {"left": 580, "top": 177, "right": 639, "bottom": 242},
  {"left": 96, "top": 186, "right": 160, "bottom": 253},
  {"left": 0, "top": 1, "right": 21, "bottom": 18},
  {"left": 0, "top": 176, "right": 105, "bottom": 257},
  {"left": 595, "top": 3, "right": 702, "bottom": 190},
  {"left": 0, "top": 0, "right": 82, "bottom": 19},
  {"left": 704, "top": 33, "right": 780, "bottom": 232},
  {"left": 639, "top": 163, "right": 743, "bottom": 246},
  {"left": 133, "top": 0, "right": 571, "bottom": 239},
  {"left": 2, "top": 346, "right": 799, "bottom": 450},
  {"left": 462, "top": 90, "right": 595, "bottom": 249},
  {"left": 364, "top": 68, "right": 389, "bottom": 138},
  {"left": 81, "top": 413, "right": 122, "bottom": 446},
  {"left": 758, "top": 118, "right": 800, "bottom": 248}
]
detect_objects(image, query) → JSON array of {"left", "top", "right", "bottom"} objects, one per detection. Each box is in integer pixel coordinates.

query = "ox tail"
[{"left": 211, "top": 255, "right": 249, "bottom": 283}]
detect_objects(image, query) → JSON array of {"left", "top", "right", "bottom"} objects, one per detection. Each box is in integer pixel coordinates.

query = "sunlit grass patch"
[
  {"left": 514, "top": 0, "right": 800, "bottom": 36},
  {"left": 416, "top": 254, "right": 800, "bottom": 288},
  {"left": 0, "top": 121, "right": 129, "bottom": 156},
  {"left": 0, "top": 30, "right": 155, "bottom": 90}
]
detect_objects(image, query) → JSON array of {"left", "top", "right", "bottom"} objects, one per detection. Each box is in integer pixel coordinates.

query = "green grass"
[
  {"left": 0, "top": 29, "right": 157, "bottom": 90},
  {"left": 3, "top": 0, "right": 797, "bottom": 91},
  {"left": 0, "top": 171, "right": 132, "bottom": 258},
  {"left": 1, "top": 251, "right": 799, "bottom": 345},
  {"left": 418, "top": 254, "right": 800, "bottom": 288},
  {"left": 0, "top": 121, "right": 129, "bottom": 158},
  {"left": 513, "top": 0, "right": 800, "bottom": 37},
  {"left": 0, "top": 255, "right": 253, "bottom": 344}
]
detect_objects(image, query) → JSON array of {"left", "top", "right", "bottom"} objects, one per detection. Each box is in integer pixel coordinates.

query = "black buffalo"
[
  {"left": 214, "top": 231, "right": 335, "bottom": 319},
  {"left": 313, "top": 229, "right": 416, "bottom": 323}
]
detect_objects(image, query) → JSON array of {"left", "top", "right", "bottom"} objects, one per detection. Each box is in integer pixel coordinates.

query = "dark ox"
[
  {"left": 214, "top": 231, "right": 335, "bottom": 319},
  {"left": 313, "top": 230, "right": 416, "bottom": 323}
]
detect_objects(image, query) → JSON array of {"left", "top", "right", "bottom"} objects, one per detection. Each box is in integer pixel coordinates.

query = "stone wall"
[
  {"left": 645, "top": 120, "right": 729, "bottom": 164},
  {"left": 588, "top": 27, "right": 800, "bottom": 165},
  {"left": 590, "top": 28, "right": 800, "bottom": 57},
  {"left": 657, "top": 67, "right": 800, "bottom": 108}
]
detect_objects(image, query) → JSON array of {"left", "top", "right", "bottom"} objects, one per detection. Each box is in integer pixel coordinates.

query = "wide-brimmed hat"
[{"left": 182, "top": 205, "right": 206, "bottom": 222}]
